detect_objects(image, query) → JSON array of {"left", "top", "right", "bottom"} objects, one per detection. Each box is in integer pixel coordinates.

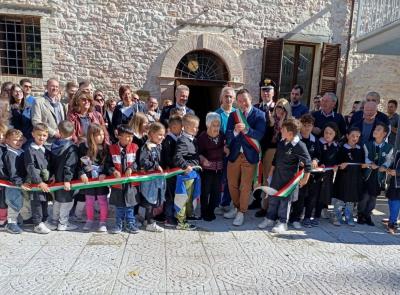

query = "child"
[
  {"left": 139, "top": 122, "right": 166, "bottom": 232},
  {"left": 105, "top": 124, "right": 139, "bottom": 234},
  {"left": 289, "top": 114, "right": 320, "bottom": 229},
  {"left": 386, "top": 150, "right": 400, "bottom": 234},
  {"left": 129, "top": 112, "right": 149, "bottom": 166},
  {"left": 333, "top": 127, "right": 366, "bottom": 226},
  {"left": 303, "top": 122, "right": 340, "bottom": 227},
  {"left": 161, "top": 115, "right": 182, "bottom": 227},
  {"left": 24, "top": 123, "right": 53, "bottom": 234},
  {"left": 360, "top": 122, "right": 393, "bottom": 226},
  {"left": 197, "top": 112, "right": 225, "bottom": 221},
  {"left": 50, "top": 120, "right": 79, "bottom": 231},
  {"left": 2, "top": 129, "right": 27, "bottom": 234},
  {"left": 0, "top": 122, "right": 8, "bottom": 226},
  {"left": 173, "top": 114, "right": 201, "bottom": 230},
  {"left": 79, "top": 123, "right": 110, "bottom": 232},
  {"left": 258, "top": 118, "right": 311, "bottom": 234}
]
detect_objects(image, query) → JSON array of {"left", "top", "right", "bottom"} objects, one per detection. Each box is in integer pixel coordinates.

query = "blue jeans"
[
  {"left": 220, "top": 157, "right": 231, "bottom": 207},
  {"left": 388, "top": 199, "right": 400, "bottom": 225},
  {"left": 115, "top": 207, "right": 136, "bottom": 229}
]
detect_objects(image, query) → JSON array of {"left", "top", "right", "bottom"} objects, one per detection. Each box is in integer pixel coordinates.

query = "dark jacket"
[
  {"left": 174, "top": 133, "right": 199, "bottom": 169},
  {"left": 50, "top": 139, "right": 79, "bottom": 203},
  {"left": 226, "top": 107, "right": 266, "bottom": 164},
  {"left": 160, "top": 104, "right": 194, "bottom": 127},
  {"left": 271, "top": 136, "right": 312, "bottom": 190},
  {"left": 139, "top": 142, "right": 162, "bottom": 171},
  {"left": 312, "top": 110, "right": 347, "bottom": 138},
  {"left": 161, "top": 133, "right": 178, "bottom": 169},
  {"left": 350, "top": 110, "right": 390, "bottom": 127},
  {"left": 111, "top": 103, "right": 146, "bottom": 134},
  {"left": 254, "top": 102, "right": 273, "bottom": 152},
  {"left": 78, "top": 142, "right": 110, "bottom": 196},
  {"left": 2, "top": 145, "right": 26, "bottom": 186}
]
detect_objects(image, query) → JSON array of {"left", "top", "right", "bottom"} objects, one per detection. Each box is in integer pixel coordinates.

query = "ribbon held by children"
[
  {"left": 0, "top": 166, "right": 202, "bottom": 193},
  {"left": 254, "top": 169, "right": 304, "bottom": 198}
]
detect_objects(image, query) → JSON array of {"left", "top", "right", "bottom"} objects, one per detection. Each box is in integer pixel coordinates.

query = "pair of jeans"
[
  {"left": 85, "top": 195, "right": 108, "bottom": 222},
  {"left": 115, "top": 207, "right": 136, "bottom": 229},
  {"left": 31, "top": 200, "right": 49, "bottom": 225},
  {"left": 388, "top": 199, "right": 400, "bottom": 225},
  {"left": 52, "top": 201, "right": 73, "bottom": 225},
  {"left": 266, "top": 197, "right": 291, "bottom": 223}
]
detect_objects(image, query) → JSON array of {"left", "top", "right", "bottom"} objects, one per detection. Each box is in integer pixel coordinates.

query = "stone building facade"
[{"left": 0, "top": 0, "right": 399, "bottom": 116}]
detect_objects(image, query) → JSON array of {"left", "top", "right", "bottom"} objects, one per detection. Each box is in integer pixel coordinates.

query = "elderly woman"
[
  {"left": 197, "top": 112, "right": 225, "bottom": 221},
  {"left": 145, "top": 97, "right": 161, "bottom": 123},
  {"left": 68, "top": 90, "right": 109, "bottom": 144}
]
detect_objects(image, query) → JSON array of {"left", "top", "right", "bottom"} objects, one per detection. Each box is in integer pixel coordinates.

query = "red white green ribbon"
[
  {"left": 233, "top": 109, "right": 262, "bottom": 185},
  {"left": 0, "top": 167, "right": 201, "bottom": 193},
  {"left": 254, "top": 170, "right": 304, "bottom": 198}
]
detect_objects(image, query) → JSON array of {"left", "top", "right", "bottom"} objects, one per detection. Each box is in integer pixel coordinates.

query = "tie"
[{"left": 243, "top": 111, "right": 248, "bottom": 117}]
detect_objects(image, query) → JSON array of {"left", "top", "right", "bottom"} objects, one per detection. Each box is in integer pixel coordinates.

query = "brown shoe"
[{"left": 387, "top": 224, "right": 396, "bottom": 235}]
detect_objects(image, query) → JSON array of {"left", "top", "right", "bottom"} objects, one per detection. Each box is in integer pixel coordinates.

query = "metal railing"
[{"left": 356, "top": 0, "right": 400, "bottom": 38}]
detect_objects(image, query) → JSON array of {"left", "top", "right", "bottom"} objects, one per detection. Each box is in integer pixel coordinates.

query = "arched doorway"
[{"left": 174, "top": 50, "right": 229, "bottom": 130}]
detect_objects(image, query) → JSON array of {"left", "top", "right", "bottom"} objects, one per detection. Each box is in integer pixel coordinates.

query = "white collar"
[
  {"left": 344, "top": 143, "right": 361, "bottom": 149},
  {"left": 283, "top": 135, "right": 300, "bottom": 146},
  {"left": 182, "top": 131, "right": 194, "bottom": 141},
  {"left": 176, "top": 103, "right": 186, "bottom": 109},
  {"left": 167, "top": 131, "right": 178, "bottom": 141},
  {"left": 300, "top": 133, "right": 316, "bottom": 142},
  {"left": 319, "top": 137, "right": 337, "bottom": 147},
  {"left": 145, "top": 141, "right": 158, "bottom": 150},
  {"left": 31, "top": 142, "right": 45, "bottom": 153},
  {"left": 6, "top": 144, "right": 24, "bottom": 156},
  {"left": 321, "top": 110, "right": 335, "bottom": 118},
  {"left": 374, "top": 141, "right": 385, "bottom": 148}
]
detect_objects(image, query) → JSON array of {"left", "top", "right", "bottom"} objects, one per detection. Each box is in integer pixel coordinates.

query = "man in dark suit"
[
  {"left": 350, "top": 91, "right": 390, "bottom": 127},
  {"left": 160, "top": 85, "right": 194, "bottom": 127},
  {"left": 224, "top": 89, "right": 266, "bottom": 226}
]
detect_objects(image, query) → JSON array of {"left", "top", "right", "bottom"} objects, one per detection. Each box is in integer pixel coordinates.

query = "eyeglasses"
[{"left": 23, "top": 85, "right": 32, "bottom": 89}]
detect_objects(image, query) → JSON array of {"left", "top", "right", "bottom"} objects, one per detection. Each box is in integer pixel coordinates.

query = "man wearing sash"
[{"left": 224, "top": 89, "right": 266, "bottom": 226}]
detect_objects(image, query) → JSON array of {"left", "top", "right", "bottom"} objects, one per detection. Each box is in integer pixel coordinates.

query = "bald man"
[{"left": 351, "top": 101, "right": 379, "bottom": 145}]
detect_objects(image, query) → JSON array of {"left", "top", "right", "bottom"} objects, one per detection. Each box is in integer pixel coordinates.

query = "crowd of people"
[{"left": 0, "top": 77, "right": 399, "bottom": 235}]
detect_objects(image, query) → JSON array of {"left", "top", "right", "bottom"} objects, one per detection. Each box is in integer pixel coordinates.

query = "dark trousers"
[
  {"left": 266, "top": 197, "right": 291, "bottom": 223},
  {"left": 201, "top": 170, "right": 222, "bottom": 219},
  {"left": 303, "top": 177, "right": 324, "bottom": 219},
  {"left": 164, "top": 177, "right": 176, "bottom": 220},
  {"left": 358, "top": 192, "right": 377, "bottom": 217},
  {"left": 140, "top": 191, "right": 162, "bottom": 224},
  {"left": 221, "top": 157, "right": 231, "bottom": 207},
  {"left": 289, "top": 191, "right": 306, "bottom": 223},
  {"left": 30, "top": 199, "right": 48, "bottom": 225}
]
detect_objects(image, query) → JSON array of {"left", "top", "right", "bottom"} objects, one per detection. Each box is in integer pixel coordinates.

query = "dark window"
[
  {"left": 280, "top": 43, "right": 315, "bottom": 106},
  {"left": 0, "top": 15, "right": 42, "bottom": 77}
]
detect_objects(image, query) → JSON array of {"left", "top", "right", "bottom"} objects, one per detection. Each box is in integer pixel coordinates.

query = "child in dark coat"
[
  {"left": 49, "top": 121, "right": 79, "bottom": 231},
  {"left": 161, "top": 115, "right": 182, "bottom": 227},
  {"left": 79, "top": 123, "right": 110, "bottom": 232},
  {"left": 2, "top": 129, "right": 27, "bottom": 234},
  {"left": 360, "top": 122, "right": 393, "bottom": 226},
  {"left": 24, "top": 123, "right": 53, "bottom": 234},
  {"left": 105, "top": 124, "right": 139, "bottom": 234},
  {"left": 139, "top": 122, "right": 166, "bottom": 232},
  {"left": 333, "top": 127, "right": 367, "bottom": 226},
  {"left": 259, "top": 118, "right": 311, "bottom": 234}
]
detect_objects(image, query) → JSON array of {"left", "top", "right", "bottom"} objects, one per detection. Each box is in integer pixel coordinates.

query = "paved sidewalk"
[{"left": 0, "top": 197, "right": 399, "bottom": 295}]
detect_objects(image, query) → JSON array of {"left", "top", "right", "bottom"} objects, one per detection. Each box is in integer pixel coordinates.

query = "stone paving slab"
[{"left": 0, "top": 201, "right": 399, "bottom": 295}]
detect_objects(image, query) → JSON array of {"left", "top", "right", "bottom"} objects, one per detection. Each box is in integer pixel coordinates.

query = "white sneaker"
[
  {"left": 214, "top": 206, "right": 230, "bottom": 215},
  {"left": 232, "top": 212, "right": 244, "bottom": 226},
  {"left": 223, "top": 208, "right": 237, "bottom": 219},
  {"left": 83, "top": 221, "right": 94, "bottom": 231},
  {"left": 97, "top": 222, "right": 107, "bottom": 232},
  {"left": 44, "top": 221, "right": 58, "bottom": 231},
  {"left": 272, "top": 222, "right": 288, "bottom": 234},
  {"left": 258, "top": 218, "right": 275, "bottom": 229},
  {"left": 146, "top": 222, "right": 164, "bottom": 232},
  {"left": 57, "top": 223, "right": 78, "bottom": 231},
  {"left": 34, "top": 222, "right": 51, "bottom": 234},
  {"left": 292, "top": 221, "right": 302, "bottom": 230}
]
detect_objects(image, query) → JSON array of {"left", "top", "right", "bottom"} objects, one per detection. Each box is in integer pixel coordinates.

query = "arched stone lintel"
[{"left": 160, "top": 34, "right": 243, "bottom": 83}]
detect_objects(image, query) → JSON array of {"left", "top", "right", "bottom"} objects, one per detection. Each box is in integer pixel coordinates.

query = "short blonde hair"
[{"left": 182, "top": 113, "right": 199, "bottom": 128}]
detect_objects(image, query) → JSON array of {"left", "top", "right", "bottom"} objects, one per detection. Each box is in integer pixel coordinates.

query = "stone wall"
[{"left": 0, "top": 0, "right": 398, "bottom": 115}]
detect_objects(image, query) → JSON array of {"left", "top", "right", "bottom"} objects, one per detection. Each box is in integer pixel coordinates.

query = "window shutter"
[
  {"left": 261, "top": 38, "right": 284, "bottom": 101},
  {"left": 318, "top": 43, "right": 341, "bottom": 95}
]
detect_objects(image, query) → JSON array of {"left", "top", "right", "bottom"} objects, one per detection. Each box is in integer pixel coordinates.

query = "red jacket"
[{"left": 68, "top": 110, "right": 110, "bottom": 144}]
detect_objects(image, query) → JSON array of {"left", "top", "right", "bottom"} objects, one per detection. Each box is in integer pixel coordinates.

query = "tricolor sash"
[{"left": 233, "top": 109, "right": 262, "bottom": 185}]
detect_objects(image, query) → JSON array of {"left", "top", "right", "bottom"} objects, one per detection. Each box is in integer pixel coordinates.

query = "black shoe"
[
  {"left": 255, "top": 209, "right": 267, "bottom": 218},
  {"left": 23, "top": 217, "right": 34, "bottom": 225},
  {"left": 187, "top": 215, "right": 201, "bottom": 221},
  {"left": 248, "top": 199, "right": 261, "bottom": 210},
  {"left": 202, "top": 214, "right": 216, "bottom": 222},
  {"left": 357, "top": 214, "right": 366, "bottom": 224},
  {"left": 365, "top": 216, "right": 375, "bottom": 226}
]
